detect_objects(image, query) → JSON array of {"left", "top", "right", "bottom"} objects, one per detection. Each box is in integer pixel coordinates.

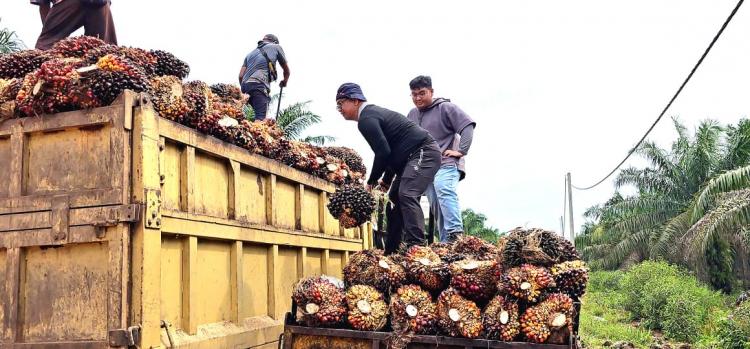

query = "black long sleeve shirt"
[{"left": 358, "top": 104, "right": 432, "bottom": 185}]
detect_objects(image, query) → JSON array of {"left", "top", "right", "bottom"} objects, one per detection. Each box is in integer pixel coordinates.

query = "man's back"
[{"left": 241, "top": 43, "right": 287, "bottom": 89}]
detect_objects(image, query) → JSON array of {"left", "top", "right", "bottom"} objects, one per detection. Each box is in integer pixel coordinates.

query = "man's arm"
[
  {"left": 31, "top": 0, "right": 50, "bottom": 24},
  {"left": 238, "top": 65, "right": 246, "bottom": 84},
  {"left": 457, "top": 124, "right": 474, "bottom": 155},
  {"left": 279, "top": 62, "right": 290, "bottom": 87},
  {"left": 358, "top": 117, "right": 391, "bottom": 185}
]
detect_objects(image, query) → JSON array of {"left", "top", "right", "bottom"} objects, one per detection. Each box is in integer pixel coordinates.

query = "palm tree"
[
  {"left": 462, "top": 209, "right": 502, "bottom": 243},
  {"left": 0, "top": 19, "right": 24, "bottom": 54},
  {"left": 244, "top": 94, "right": 335, "bottom": 146},
  {"left": 577, "top": 118, "right": 750, "bottom": 290}
]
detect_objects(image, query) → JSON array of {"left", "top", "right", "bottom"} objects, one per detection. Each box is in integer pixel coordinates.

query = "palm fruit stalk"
[
  {"left": 230, "top": 120, "right": 259, "bottom": 152},
  {"left": 327, "top": 185, "right": 376, "bottom": 228},
  {"left": 345, "top": 285, "right": 389, "bottom": 331},
  {"left": 150, "top": 49, "right": 190, "bottom": 79},
  {"left": 389, "top": 284, "right": 437, "bottom": 335},
  {"left": 84, "top": 45, "right": 158, "bottom": 76},
  {"left": 86, "top": 54, "right": 149, "bottom": 106},
  {"left": 343, "top": 249, "right": 405, "bottom": 293},
  {"left": 482, "top": 295, "right": 521, "bottom": 341},
  {"left": 292, "top": 276, "right": 347, "bottom": 328},
  {"left": 16, "top": 58, "right": 87, "bottom": 116},
  {"left": 502, "top": 228, "right": 580, "bottom": 268},
  {"left": 149, "top": 75, "right": 188, "bottom": 122},
  {"left": 182, "top": 80, "right": 212, "bottom": 128},
  {"left": 316, "top": 155, "right": 353, "bottom": 185},
  {"left": 0, "top": 50, "right": 51, "bottom": 79},
  {"left": 0, "top": 78, "right": 22, "bottom": 119},
  {"left": 209, "top": 83, "right": 244, "bottom": 104},
  {"left": 452, "top": 235, "right": 499, "bottom": 261},
  {"left": 436, "top": 288, "right": 483, "bottom": 338},
  {"left": 50, "top": 36, "right": 107, "bottom": 58},
  {"left": 449, "top": 259, "right": 502, "bottom": 303},
  {"left": 247, "top": 119, "right": 284, "bottom": 158},
  {"left": 550, "top": 260, "right": 589, "bottom": 299},
  {"left": 403, "top": 245, "right": 450, "bottom": 292},
  {"left": 520, "top": 293, "right": 575, "bottom": 344},
  {"left": 430, "top": 242, "right": 462, "bottom": 263},
  {"left": 498, "top": 264, "right": 555, "bottom": 303},
  {"left": 325, "top": 146, "right": 367, "bottom": 177}
]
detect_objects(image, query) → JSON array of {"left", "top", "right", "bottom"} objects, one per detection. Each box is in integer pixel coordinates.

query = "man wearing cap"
[
  {"left": 407, "top": 75, "right": 476, "bottom": 243},
  {"left": 238, "top": 34, "right": 290, "bottom": 121},
  {"left": 336, "top": 82, "right": 441, "bottom": 254},
  {"left": 32, "top": 0, "right": 117, "bottom": 50}
]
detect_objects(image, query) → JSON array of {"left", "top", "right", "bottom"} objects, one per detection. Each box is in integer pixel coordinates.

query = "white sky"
[{"left": 3, "top": 1, "right": 749, "bottom": 234}]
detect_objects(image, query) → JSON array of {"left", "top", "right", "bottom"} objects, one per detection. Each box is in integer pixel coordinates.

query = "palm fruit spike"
[
  {"left": 343, "top": 249, "right": 405, "bottom": 294},
  {"left": 50, "top": 36, "right": 107, "bottom": 58},
  {"left": 403, "top": 245, "right": 450, "bottom": 292},
  {"left": 550, "top": 260, "right": 589, "bottom": 299},
  {"left": 0, "top": 78, "right": 21, "bottom": 119},
  {"left": 502, "top": 228, "right": 580, "bottom": 267},
  {"left": 149, "top": 76, "right": 188, "bottom": 122},
  {"left": 150, "top": 49, "right": 190, "bottom": 79},
  {"left": 436, "top": 288, "right": 483, "bottom": 339},
  {"left": 520, "top": 293, "right": 575, "bottom": 344},
  {"left": 345, "top": 285, "right": 389, "bottom": 331},
  {"left": 292, "top": 276, "right": 347, "bottom": 328},
  {"left": 182, "top": 80, "right": 212, "bottom": 128},
  {"left": 327, "top": 185, "right": 376, "bottom": 228},
  {"left": 483, "top": 295, "right": 521, "bottom": 341},
  {"left": 430, "top": 242, "right": 462, "bottom": 263},
  {"left": 209, "top": 83, "right": 243, "bottom": 101},
  {"left": 449, "top": 259, "right": 502, "bottom": 303},
  {"left": 16, "top": 58, "right": 87, "bottom": 116},
  {"left": 452, "top": 235, "right": 499, "bottom": 261},
  {"left": 83, "top": 45, "right": 158, "bottom": 76},
  {"left": 0, "top": 50, "right": 51, "bottom": 79},
  {"left": 498, "top": 264, "right": 556, "bottom": 303},
  {"left": 247, "top": 119, "right": 283, "bottom": 158},
  {"left": 325, "top": 146, "right": 367, "bottom": 176},
  {"left": 389, "top": 284, "right": 438, "bottom": 335},
  {"left": 87, "top": 54, "right": 149, "bottom": 105}
]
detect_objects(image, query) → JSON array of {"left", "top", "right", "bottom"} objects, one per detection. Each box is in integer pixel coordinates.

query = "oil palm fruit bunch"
[
  {"left": 16, "top": 58, "right": 87, "bottom": 116},
  {"left": 343, "top": 249, "right": 405, "bottom": 293},
  {"left": 327, "top": 185, "right": 375, "bottom": 228},
  {"left": 345, "top": 285, "right": 389, "bottom": 331},
  {"left": 0, "top": 50, "right": 51, "bottom": 79},
  {"left": 498, "top": 264, "right": 555, "bottom": 303},
  {"left": 84, "top": 45, "right": 158, "bottom": 76},
  {"left": 389, "top": 284, "right": 438, "bottom": 334},
  {"left": 482, "top": 295, "right": 521, "bottom": 341},
  {"left": 247, "top": 119, "right": 283, "bottom": 157},
  {"left": 230, "top": 120, "right": 258, "bottom": 151},
  {"left": 436, "top": 288, "right": 483, "bottom": 338},
  {"left": 149, "top": 76, "right": 189, "bottom": 122},
  {"left": 209, "top": 83, "right": 243, "bottom": 103},
  {"left": 325, "top": 146, "right": 367, "bottom": 176},
  {"left": 315, "top": 155, "right": 352, "bottom": 186},
  {"left": 502, "top": 228, "right": 580, "bottom": 268},
  {"left": 403, "top": 245, "right": 450, "bottom": 292},
  {"left": 0, "top": 78, "right": 21, "bottom": 119},
  {"left": 195, "top": 112, "right": 235, "bottom": 143},
  {"left": 87, "top": 54, "right": 149, "bottom": 105},
  {"left": 430, "top": 242, "right": 462, "bottom": 263},
  {"left": 452, "top": 235, "right": 499, "bottom": 261},
  {"left": 182, "top": 80, "right": 212, "bottom": 128},
  {"left": 50, "top": 36, "right": 107, "bottom": 58},
  {"left": 292, "top": 276, "right": 347, "bottom": 328},
  {"left": 211, "top": 100, "right": 244, "bottom": 120},
  {"left": 520, "top": 293, "right": 574, "bottom": 344},
  {"left": 150, "top": 49, "right": 190, "bottom": 79},
  {"left": 550, "top": 260, "right": 589, "bottom": 299},
  {"left": 449, "top": 259, "right": 502, "bottom": 303}
]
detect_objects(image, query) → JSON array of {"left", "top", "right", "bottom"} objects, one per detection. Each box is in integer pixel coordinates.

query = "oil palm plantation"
[
  {"left": 577, "top": 118, "right": 750, "bottom": 290},
  {"left": 244, "top": 94, "right": 335, "bottom": 145}
]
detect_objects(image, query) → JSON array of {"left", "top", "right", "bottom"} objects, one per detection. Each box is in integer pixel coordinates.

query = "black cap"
[{"left": 263, "top": 34, "right": 279, "bottom": 44}]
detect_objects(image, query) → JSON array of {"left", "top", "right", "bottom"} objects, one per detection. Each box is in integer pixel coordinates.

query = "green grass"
[{"left": 579, "top": 290, "right": 653, "bottom": 348}]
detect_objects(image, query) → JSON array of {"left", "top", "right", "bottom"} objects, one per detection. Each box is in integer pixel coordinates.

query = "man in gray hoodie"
[{"left": 407, "top": 75, "right": 476, "bottom": 242}]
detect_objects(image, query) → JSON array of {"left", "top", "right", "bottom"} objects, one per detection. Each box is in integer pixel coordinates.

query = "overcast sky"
[{"left": 4, "top": 1, "right": 749, "bottom": 235}]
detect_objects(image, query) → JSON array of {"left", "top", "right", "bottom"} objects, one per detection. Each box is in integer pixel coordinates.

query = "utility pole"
[
  {"left": 566, "top": 173, "right": 575, "bottom": 242},
  {"left": 560, "top": 216, "right": 565, "bottom": 236}
]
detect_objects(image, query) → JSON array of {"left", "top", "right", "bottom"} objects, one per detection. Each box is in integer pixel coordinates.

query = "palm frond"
[
  {"left": 692, "top": 165, "right": 750, "bottom": 221},
  {"left": 684, "top": 189, "right": 750, "bottom": 265},
  {"left": 599, "top": 230, "right": 652, "bottom": 270},
  {"left": 302, "top": 135, "right": 336, "bottom": 146}
]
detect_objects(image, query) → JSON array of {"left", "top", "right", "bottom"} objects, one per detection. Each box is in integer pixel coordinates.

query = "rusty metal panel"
[
  {"left": 193, "top": 152, "right": 230, "bottom": 219},
  {"left": 0, "top": 248, "right": 5, "bottom": 338},
  {"left": 242, "top": 244, "right": 269, "bottom": 318},
  {"left": 161, "top": 141, "right": 183, "bottom": 211},
  {"left": 275, "top": 179, "right": 297, "bottom": 230},
  {"left": 160, "top": 236, "right": 183, "bottom": 330},
  {"left": 0, "top": 136, "right": 9, "bottom": 199},
  {"left": 195, "top": 240, "right": 232, "bottom": 325}
]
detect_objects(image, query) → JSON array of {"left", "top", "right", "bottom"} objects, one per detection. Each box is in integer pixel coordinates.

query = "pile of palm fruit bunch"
[
  {"left": 327, "top": 185, "right": 376, "bottom": 228},
  {"left": 0, "top": 37, "right": 373, "bottom": 189},
  {"left": 290, "top": 227, "right": 588, "bottom": 346}
]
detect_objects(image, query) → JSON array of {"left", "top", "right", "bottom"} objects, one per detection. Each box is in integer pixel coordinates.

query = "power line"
[{"left": 573, "top": 0, "right": 745, "bottom": 191}]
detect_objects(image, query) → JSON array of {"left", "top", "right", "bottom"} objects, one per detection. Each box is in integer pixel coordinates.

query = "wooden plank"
[
  {"left": 182, "top": 236, "right": 198, "bottom": 334},
  {"left": 318, "top": 192, "right": 327, "bottom": 235},
  {"left": 8, "top": 126, "right": 25, "bottom": 198},
  {"left": 0, "top": 104, "right": 119, "bottom": 136},
  {"left": 0, "top": 189, "right": 122, "bottom": 214},
  {"left": 231, "top": 240, "right": 243, "bottom": 323},
  {"left": 266, "top": 174, "right": 276, "bottom": 226},
  {"left": 297, "top": 247, "right": 307, "bottom": 280},
  {"left": 181, "top": 146, "right": 196, "bottom": 213},
  {"left": 4, "top": 341, "right": 109, "bottom": 349},
  {"left": 321, "top": 249, "right": 330, "bottom": 275},
  {"left": 2, "top": 248, "right": 20, "bottom": 343},
  {"left": 295, "top": 184, "right": 304, "bottom": 231},
  {"left": 229, "top": 160, "right": 241, "bottom": 220},
  {"left": 267, "top": 245, "right": 279, "bottom": 320},
  {"left": 50, "top": 195, "right": 69, "bottom": 242}
]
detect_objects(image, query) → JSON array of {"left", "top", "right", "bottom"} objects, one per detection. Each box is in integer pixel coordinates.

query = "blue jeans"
[
  {"left": 425, "top": 164, "right": 463, "bottom": 242},
  {"left": 241, "top": 82, "right": 270, "bottom": 120}
]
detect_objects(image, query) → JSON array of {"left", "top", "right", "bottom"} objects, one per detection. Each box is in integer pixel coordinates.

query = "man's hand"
[
  {"left": 279, "top": 79, "right": 288, "bottom": 88},
  {"left": 365, "top": 184, "right": 373, "bottom": 192},
  {"left": 443, "top": 150, "right": 464, "bottom": 158},
  {"left": 377, "top": 179, "right": 390, "bottom": 192}
]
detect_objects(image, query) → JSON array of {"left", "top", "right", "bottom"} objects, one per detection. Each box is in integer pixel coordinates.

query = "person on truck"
[
  {"left": 336, "top": 82, "right": 441, "bottom": 255},
  {"left": 407, "top": 75, "right": 476, "bottom": 243},
  {"left": 238, "top": 34, "right": 290, "bottom": 121},
  {"left": 32, "top": 0, "right": 117, "bottom": 50}
]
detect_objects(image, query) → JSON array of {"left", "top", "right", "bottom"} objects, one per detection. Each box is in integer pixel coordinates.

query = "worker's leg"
[
  {"left": 434, "top": 164, "right": 463, "bottom": 242},
  {"left": 425, "top": 183, "right": 447, "bottom": 242},
  {"left": 247, "top": 84, "right": 270, "bottom": 121},
  {"left": 398, "top": 143, "right": 441, "bottom": 247},
  {"left": 83, "top": 2, "right": 117, "bottom": 45},
  {"left": 35, "top": 0, "right": 86, "bottom": 50},
  {"left": 384, "top": 176, "right": 403, "bottom": 255}
]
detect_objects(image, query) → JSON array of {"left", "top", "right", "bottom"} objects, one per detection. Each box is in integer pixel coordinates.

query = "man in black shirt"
[{"left": 336, "top": 83, "right": 441, "bottom": 254}]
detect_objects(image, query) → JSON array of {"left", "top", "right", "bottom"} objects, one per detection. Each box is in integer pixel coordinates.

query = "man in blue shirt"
[{"left": 238, "top": 34, "right": 290, "bottom": 121}]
